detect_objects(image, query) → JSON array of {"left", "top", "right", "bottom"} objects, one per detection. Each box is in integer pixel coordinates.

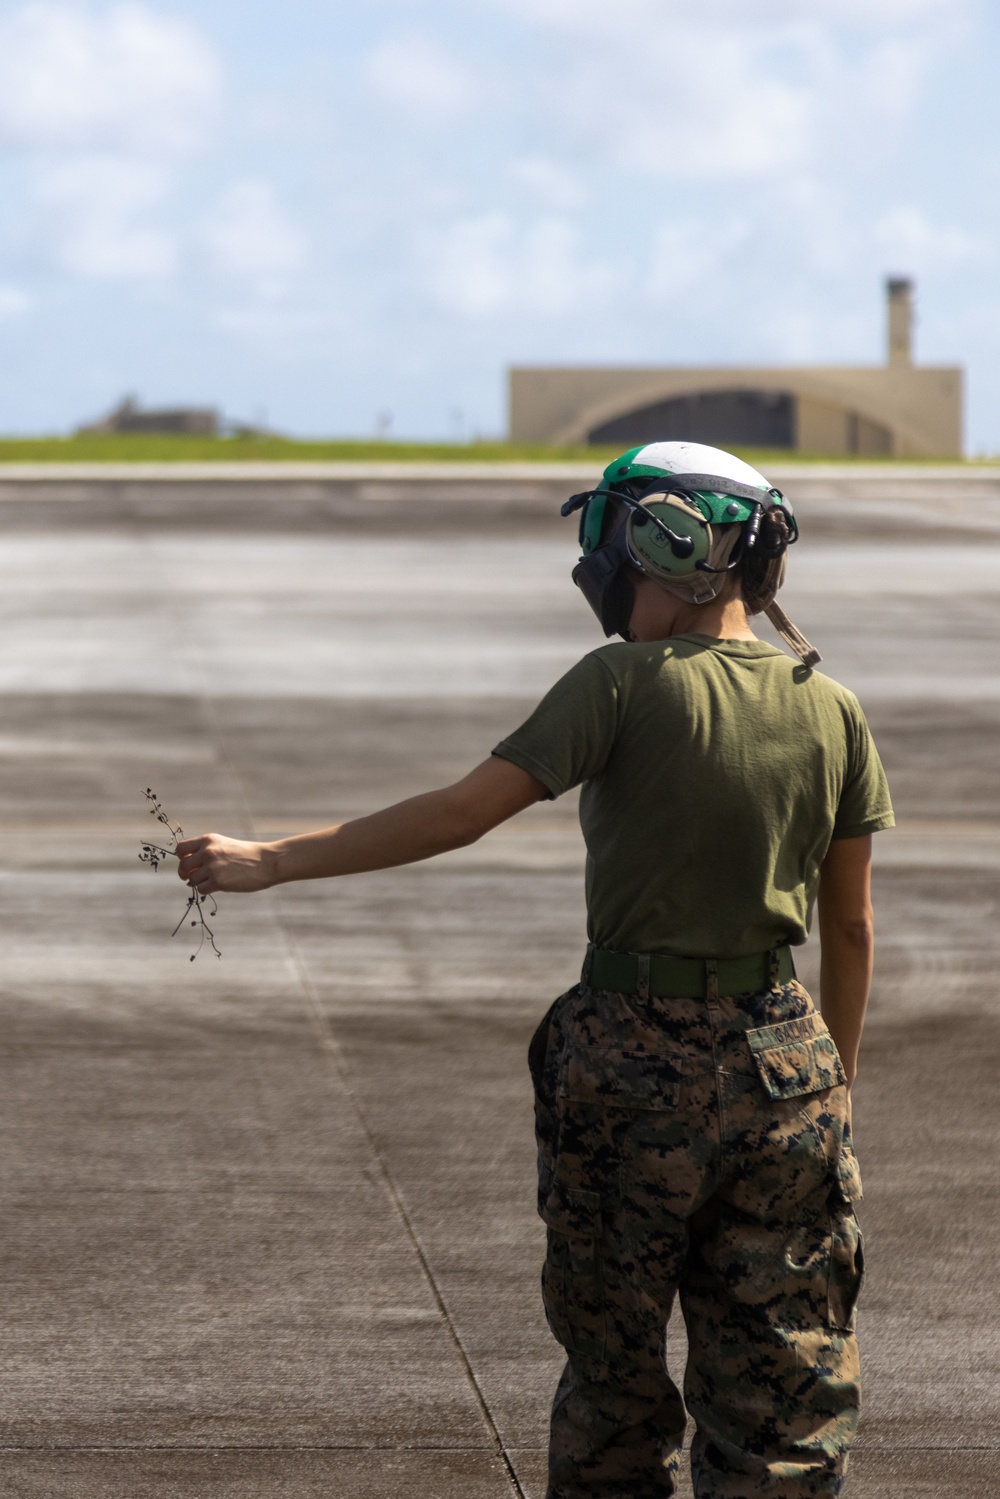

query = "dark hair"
[{"left": 739, "top": 506, "right": 792, "bottom": 614}]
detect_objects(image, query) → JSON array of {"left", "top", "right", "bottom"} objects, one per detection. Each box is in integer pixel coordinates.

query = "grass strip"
[{"left": 0, "top": 436, "right": 986, "bottom": 465}]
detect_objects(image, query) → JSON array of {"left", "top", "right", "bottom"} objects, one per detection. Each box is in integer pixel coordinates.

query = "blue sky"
[{"left": 0, "top": 0, "right": 997, "bottom": 447}]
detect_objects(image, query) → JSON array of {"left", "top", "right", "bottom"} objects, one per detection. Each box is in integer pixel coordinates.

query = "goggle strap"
[
  {"left": 765, "top": 601, "right": 821, "bottom": 669},
  {"left": 636, "top": 475, "right": 787, "bottom": 508},
  {"left": 562, "top": 478, "right": 783, "bottom": 514}
]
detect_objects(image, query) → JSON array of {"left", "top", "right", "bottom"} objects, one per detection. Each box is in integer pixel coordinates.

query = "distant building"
[
  {"left": 79, "top": 396, "right": 220, "bottom": 437},
  {"left": 509, "top": 280, "right": 962, "bottom": 457}
]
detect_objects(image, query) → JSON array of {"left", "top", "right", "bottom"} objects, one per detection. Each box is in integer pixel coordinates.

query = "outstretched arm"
[
  {"left": 816, "top": 834, "right": 875, "bottom": 1087},
  {"left": 175, "top": 756, "right": 547, "bottom": 896}
]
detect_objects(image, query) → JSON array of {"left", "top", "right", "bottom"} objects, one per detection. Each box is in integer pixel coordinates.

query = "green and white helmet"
[
  {"left": 562, "top": 440, "right": 820, "bottom": 665},
  {"left": 603, "top": 440, "right": 778, "bottom": 524}
]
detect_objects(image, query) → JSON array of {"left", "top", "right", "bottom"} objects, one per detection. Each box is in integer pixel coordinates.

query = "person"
[{"left": 175, "top": 440, "right": 893, "bottom": 1499}]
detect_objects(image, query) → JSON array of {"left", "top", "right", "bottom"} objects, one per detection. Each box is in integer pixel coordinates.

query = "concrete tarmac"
[{"left": 1, "top": 469, "right": 999, "bottom": 1496}]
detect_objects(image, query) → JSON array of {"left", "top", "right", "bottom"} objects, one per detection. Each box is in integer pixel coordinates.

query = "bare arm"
[
  {"left": 175, "top": 756, "right": 548, "bottom": 896},
  {"left": 817, "top": 834, "right": 875, "bottom": 1087}
]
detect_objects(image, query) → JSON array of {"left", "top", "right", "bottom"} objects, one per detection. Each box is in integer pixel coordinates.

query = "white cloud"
[
  {"left": 601, "top": 37, "right": 812, "bottom": 180},
  {"left": 490, "top": 10, "right": 822, "bottom": 185},
  {"left": 487, "top": 0, "right": 957, "bottom": 31},
  {"left": 200, "top": 181, "right": 305, "bottom": 279},
  {"left": 34, "top": 156, "right": 176, "bottom": 277},
  {"left": 768, "top": 176, "right": 862, "bottom": 275},
  {"left": 426, "top": 212, "right": 614, "bottom": 316},
  {"left": 846, "top": 35, "right": 941, "bottom": 123},
  {"left": 873, "top": 206, "right": 991, "bottom": 270},
  {"left": 0, "top": 2, "right": 220, "bottom": 152},
  {"left": 646, "top": 218, "right": 750, "bottom": 301},
  {"left": 484, "top": 0, "right": 963, "bottom": 188},
  {"left": 364, "top": 36, "right": 475, "bottom": 122},
  {"left": 810, "top": 0, "right": 954, "bottom": 18},
  {"left": 505, "top": 157, "right": 588, "bottom": 211},
  {"left": 0, "top": 287, "right": 32, "bottom": 320}
]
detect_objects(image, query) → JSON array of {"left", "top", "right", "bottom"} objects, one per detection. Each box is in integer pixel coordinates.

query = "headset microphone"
[{"left": 631, "top": 509, "right": 695, "bottom": 558}]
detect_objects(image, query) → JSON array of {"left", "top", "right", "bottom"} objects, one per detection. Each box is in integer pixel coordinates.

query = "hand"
[{"left": 175, "top": 834, "right": 275, "bottom": 895}]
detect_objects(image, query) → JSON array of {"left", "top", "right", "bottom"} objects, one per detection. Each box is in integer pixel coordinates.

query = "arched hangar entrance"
[
  {"left": 586, "top": 387, "right": 893, "bottom": 456},
  {"left": 588, "top": 389, "right": 795, "bottom": 449}
]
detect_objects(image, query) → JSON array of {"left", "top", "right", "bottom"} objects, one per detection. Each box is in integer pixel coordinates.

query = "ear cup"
[{"left": 626, "top": 498, "right": 712, "bottom": 578}]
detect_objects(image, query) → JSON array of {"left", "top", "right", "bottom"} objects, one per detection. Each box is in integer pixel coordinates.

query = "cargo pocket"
[
  {"left": 748, "top": 1013, "right": 847, "bottom": 1100},
  {"left": 540, "top": 1179, "right": 606, "bottom": 1359},
  {"left": 836, "top": 1132, "right": 864, "bottom": 1203},
  {"left": 828, "top": 1203, "right": 865, "bottom": 1330},
  {"left": 746, "top": 1012, "right": 851, "bottom": 1195}
]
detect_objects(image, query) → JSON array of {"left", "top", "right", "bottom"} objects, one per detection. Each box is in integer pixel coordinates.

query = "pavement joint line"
[
  {"left": 0, "top": 1444, "right": 996, "bottom": 1453},
  {"left": 275, "top": 912, "right": 529, "bottom": 1499},
  {"left": 0, "top": 1444, "right": 531, "bottom": 1453},
  {"left": 159, "top": 572, "right": 529, "bottom": 1499}
]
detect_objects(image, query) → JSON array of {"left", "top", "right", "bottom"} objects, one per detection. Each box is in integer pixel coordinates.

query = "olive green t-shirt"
[{"left": 493, "top": 635, "right": 893, "bottom": 958}]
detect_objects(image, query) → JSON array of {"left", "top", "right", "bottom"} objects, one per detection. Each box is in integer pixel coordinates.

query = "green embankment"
[{"left": 0, "top": 435, "right": 987, "bottom": 464}]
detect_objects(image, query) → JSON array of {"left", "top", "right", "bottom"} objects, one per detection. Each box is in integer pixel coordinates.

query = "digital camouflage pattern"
[{"left": 529, "top": 976, "right": 864, "bottom": 1499}]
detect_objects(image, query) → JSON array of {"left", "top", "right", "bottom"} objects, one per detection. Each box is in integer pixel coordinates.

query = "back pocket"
[
  {"left": 747, "top": 1012, "right": 847, "bottom": 1100},
  {"left": 560, "top": 1052, "right": 683, "bottom": 1111}
]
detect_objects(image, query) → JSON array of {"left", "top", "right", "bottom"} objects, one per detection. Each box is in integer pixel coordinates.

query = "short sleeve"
[
  {"left": 492, "top": 651, "right": 620, "bottom": 799},
  {"left": 832, "top": 701, "right": 895, "bottom": 840}
]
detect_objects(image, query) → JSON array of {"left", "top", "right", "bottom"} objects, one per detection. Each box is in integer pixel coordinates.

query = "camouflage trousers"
[{"left": 529, "top": 978, "right": 864, "bottom": 1499}]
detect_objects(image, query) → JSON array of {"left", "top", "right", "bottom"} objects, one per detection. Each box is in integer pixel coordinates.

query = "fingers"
[
  {"left": 177, "top": 852, "right": 203, "bottom": 881},
  {"left": 179, "top": 859, "right": 216, "bottom": 895},
  {"left": 176, "top": 839, "right": 208, "bottom": 881},
  {"left": 177, "top": 862, "right": 212, "bottom": 891},
  {"left": 175, "top": 836, "right": 208, "bottom": 857},
  {"left": 176, "top": 834, "right": 216, "bottom": 882}
]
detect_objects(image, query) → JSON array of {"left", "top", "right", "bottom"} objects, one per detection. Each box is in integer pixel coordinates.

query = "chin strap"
[{"left": 765, "top": 602, "right": 822, "bottom": 669}]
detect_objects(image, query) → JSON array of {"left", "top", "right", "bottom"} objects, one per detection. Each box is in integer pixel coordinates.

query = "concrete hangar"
[{"left": 509, "top": 280, "right": 962, "bottom": 457}]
